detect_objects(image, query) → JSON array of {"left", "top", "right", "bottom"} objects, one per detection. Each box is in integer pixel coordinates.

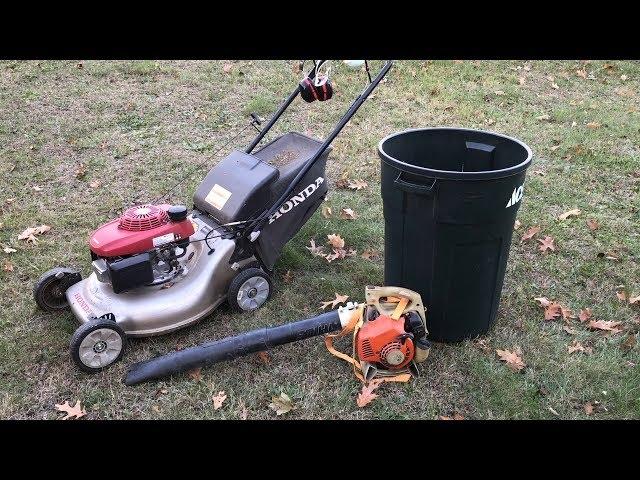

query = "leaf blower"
[{"left": 124, "top": 285, "right": 431, "bottom": 386}]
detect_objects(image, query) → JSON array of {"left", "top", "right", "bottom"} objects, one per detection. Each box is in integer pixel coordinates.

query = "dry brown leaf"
[
  {"left": 268, "top": 392, "right": 295, "bottom": 416},
  {"left": 588, "top": 320, "right": 623, "bottom": 334},
  {"left": 3, "top": 261, "right": 14, "bottom": 272},
  {"left": 621, "top": 334, "right": 637, "bottom": 352},
  {"left": 222, "top": 63, "right": 233, "bottom": 73},
  {"left": 2, "top": 246, "right": 17, "bottom": 254},
  {"left": 187, "top": 367, "right": 202, "bottom": 382},
  {"left": 538, "top": 236, "right": 556, "bottom": 253},
  {"left": 212, "top": 391, "right": 227, "bottom": 410},
  {"left": 586, "top": 219, "right": 599, "bottom": 231},
  {"left": 347, "top": 179, "right": 368, "bottom": 191},
  {"left": 321, "top": 206, "right": 332, "bottom": 218},
  {"left": 544, "top": 302, "right": 562, "bottom": 321},
  {"left": 306, "top": 239, "right": 325, "bottom": 256},
  {"left": 616, "top": 290, "right": 628, "bottom": 302},
  {"left": 356, "top": 379, "right": 384, "bottom": 408},
  {"left": 563, "top": 325, "right": 578, "bottom": 335},
  {"left": 561, "top": 306, "right": 575, "bottom": 320},
  {"left": 584, "top": 402, "right": 594, "bottom": 415},
  {"left": 89, "top": 180, "right": 100, "bottom": 189},
  {"left": 559, "top": 208, "right": 581, "bottom": 220},
  {"left": 55, "top": 400, "right": 86, "bottom": 420},
  {"left": 361, "top": 248, "right": 379, "bottom": 260},
  {"left": 576, "top": 69, "right": 587, "bottom": 79},
  {"left": 586, "top": 122, "right": 601, "bottom": 129},
  {"left": 568, "top": 340, "right": 591, "bottom": 355},
  {"left": 496, "top": 349, "right": 526, "bottom": 372},
  {"left": 628, "top": 295, "right": 640, "bottom": 305},
  {"left": 320, "top": 293, "right": 349, "bottom": 310},
  {"left": 340, "top": 208, "right": 357, "bottom": 220},
  {"left": 75, "top": 163, "right": 87, "bottom": 178},
  {"left": 257, "top": 351, "right": 271, "bottom": 364},
  {"left": 327, "top": 234, "right": 345, "bottom": 249},
  {"left": 282, "top": 270, "right": 293, "bottom": 283},
  {"left": 534, "top": 297, "right": 552, "bottom": 308},
  {"left": 579, "top": 308, "right": 593, "bottom": 323},
  {"left": 521, "top": 226, "right": 541, "bottom": 242}
]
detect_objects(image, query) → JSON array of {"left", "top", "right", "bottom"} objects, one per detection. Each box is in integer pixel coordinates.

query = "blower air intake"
[{"left": 119, "top": 205, "right": 169, "bottom": 231}]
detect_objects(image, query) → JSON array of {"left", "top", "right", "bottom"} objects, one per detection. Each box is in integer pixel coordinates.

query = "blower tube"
[{"left": 124, "top": 310, "right": 342, "bottom": 386}]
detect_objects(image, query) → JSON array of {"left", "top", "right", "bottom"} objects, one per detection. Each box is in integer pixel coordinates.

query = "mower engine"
[{"left": 89, "top": 204, "right": 195, "bottom": 293}]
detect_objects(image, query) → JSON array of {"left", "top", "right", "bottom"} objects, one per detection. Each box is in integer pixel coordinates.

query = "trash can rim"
[{"left": 378, "top": 127, "right": 533, "bottom": 180}]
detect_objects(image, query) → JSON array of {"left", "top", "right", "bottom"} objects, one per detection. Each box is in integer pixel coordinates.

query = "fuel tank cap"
[{"left": 167, "top": 205, "right": 188, "bottom": 222}]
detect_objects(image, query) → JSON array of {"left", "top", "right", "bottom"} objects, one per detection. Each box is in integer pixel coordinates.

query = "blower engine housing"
[{"left": 356, "top": 314, "right": 415, "bottom": 369}]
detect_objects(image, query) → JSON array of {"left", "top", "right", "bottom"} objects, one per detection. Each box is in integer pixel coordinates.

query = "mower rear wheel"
[
  {"left": 70, "top": 319, "right": 127, "bottom": 373},
  {"left": 33, "top": 267, "right": 82, "bottom": 312},
  {"left": 228, "top": 268, "right": 272, "bottom": 312}
]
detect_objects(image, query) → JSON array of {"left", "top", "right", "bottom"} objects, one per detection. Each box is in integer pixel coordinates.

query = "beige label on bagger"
[{"left": 205, "top": 184, "right": 232, "bottom": 210}]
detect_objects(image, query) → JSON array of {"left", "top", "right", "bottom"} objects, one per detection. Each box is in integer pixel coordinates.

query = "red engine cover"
[
  {"left": 356, "top": 314, "right": 415, "bottom": 370},
  {"left": 89, "top": 204, "right": 195, "bottom": 258}
]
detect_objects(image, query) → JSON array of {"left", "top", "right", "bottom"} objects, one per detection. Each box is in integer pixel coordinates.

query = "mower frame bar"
[{"left": 245, "top": 60, "right": 394, "bottom": 237}]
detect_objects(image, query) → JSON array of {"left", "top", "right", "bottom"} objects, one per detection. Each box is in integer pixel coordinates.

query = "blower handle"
[{"left": 245, "top": 60, "right": 394, "bottom": 237}]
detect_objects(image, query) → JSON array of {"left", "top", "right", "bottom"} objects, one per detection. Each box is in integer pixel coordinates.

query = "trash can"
[{"left": 378, "top": 128, "right": 533, "bottom": 342}]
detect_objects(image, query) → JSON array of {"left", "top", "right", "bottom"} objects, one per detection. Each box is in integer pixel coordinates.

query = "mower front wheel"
[
  {"left": 228, "top": 268, "right": 273, "bottom": 312},
  {"left": 33, "top": 267, "right": 82, "bottom": 312},
  {"left": 70, "top": 319, "right": 127, "bottom": 373}
]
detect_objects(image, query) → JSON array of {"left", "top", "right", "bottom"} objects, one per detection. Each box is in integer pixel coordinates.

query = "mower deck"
[{"left": 65, "top": 214, "right": 254, "bottom": 337}]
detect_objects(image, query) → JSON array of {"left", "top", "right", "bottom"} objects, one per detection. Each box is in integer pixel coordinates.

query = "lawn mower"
[
  {"left": 124, "top": 285, "right": 431, "bottom": 386},
  {"left": 33, "top": 60, "right": 393, "bottom": 373}
]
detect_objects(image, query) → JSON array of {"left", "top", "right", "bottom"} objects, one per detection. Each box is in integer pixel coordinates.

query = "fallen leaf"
[
  {"left": 568, "top": 340, "right": 591, "bottom": 355},
  {"left": 521, "top": 226, "right": 541, "bottom": 242},
  {"left": 597, "top": 250, "right": 620, "bottom": 261},
  {"left": 559, "top": 208, "right": 581, "bottom": 220},
  {"left": 212, "top": 391, "right": 227, "bottom": 410},
  {"left": 586, "top": 122, "right": 601, "bottom": 129},
  {"left": 628, "top": 295, "right": 640, "bottom": 305},
  {"left": 496, "top": 349, "right": 526, "bottom": 372},
  {"left": 18, "top": 225, "right": 51, "bottom": 244},
  {"left": 588, "top": 320, "right": 623, "bottom": 334},
  {"left": 3, "top": 261, "right": 14, "bottom": 272},
  {"left": 534, "top": 297, "right": 552, "bottom": 308},
  {"left": 32, "top": 185, "right": 43, "bottom": 192},
  {"left": 551, "top": 82, "right": 559, "bottom": 89},
  {"left": 75, "top": 163, "right": 87, "bottom": 178},
  {"left": 586, "top": 219, "right": 599, "bottom": 231},
  {"left": 89, "top": 180, "right": 100, "bottom": 189},
  {"left": 536, "top": 114, "right": 551, "bottom": 121},
  {"left": 584, "top": 402, "right": 594, "bottom": 415},
  {"left": 321, "top": 206, "right": 332, "bottom": 218},
  {"left": 494, "top": 90, "right": 505, "bottom": 96},
  {"left": 268, "top": 392, "right": 295, "bottom": 416},
  {"left": 576, "top": 69, "right": 587, "bottom": 79},
  {"left": 538, "top": 236, "right": 556, "bottom": 253},
  {"left": 340, "top": 208, "right": 357, "bottom": 220},
  {"left": 579, "top": 308, "right": 593, "bottom": 323},
  {"left": 282, "top": 270, "right": 293, "bottom": 283},
  {"left": 152, "top": 405, "right": 161, "bottom": 413},
  {"left": 356, "top": 379, "right": 384, "bottom": 408},
  {"left": 222, "top": 63, "right": 233, "bottom": 73},
  {"left": 518, "top": 77, "right": 526, "bottom": 85},
  {"left": 544, "top": 302, "right": 562, "bottom": 321},
  {"left": 561, "top": 306, "right": 575, "bottom": 320},
  {"left": 616, "top": 290, "right": 628, "bottom": 302},
  {"left": 621, "top": 334, "right": 636, "bottom": 352},
  {"left": 2, "top": 246, "right": 17, "bottom": 254},
  {"left": 361, "top": 248, "right": 379, "bottom": 260},
  {"left": 55, "top": 400, "right": 86, "bottom": 420},
  {"left": 76, "top": 62, "right": 83, "bottom": 69},
  {"left": 327, "top": 234, "right": 345, "bottom": 249},
  {"left": 347, "top": 179, "right": 368, "bottom": 190},
  {"left": 306, "top": 239, "right": 325, "bottom": 256},
  {"left": 187, "top": 367, "right": 202, "bottom": 382},
  {"left": 550, "top": 145, "right": 561, "bottom": 151},
  {"left": 438, "top": 413, "right": 465, "bottom": 420},
  {"left": 257, "top": 351, "right": 270, "bottom": 364},
  {"left": 563, "top": 325, "right": 578, "bottom": 335},
  {"left": 320, "top": 293, "right": 349, "bottom": 310},
  {"left": 514, "top": 219, "right": 521, "bottom": 230},
  {"left": 621, "top": 74, "right": 628, "bottom": 81}
]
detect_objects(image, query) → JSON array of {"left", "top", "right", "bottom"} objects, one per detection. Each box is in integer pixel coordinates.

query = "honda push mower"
[{"left": 33, "top": 60, "right": 393, "bottom": 373}]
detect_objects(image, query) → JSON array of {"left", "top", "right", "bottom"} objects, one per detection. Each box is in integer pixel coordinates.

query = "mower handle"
[{"left": 245, "top": 60, "right": 394, "bottom": 237}]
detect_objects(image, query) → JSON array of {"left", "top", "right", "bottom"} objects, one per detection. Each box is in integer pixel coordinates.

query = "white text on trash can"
[{"left": 506, "top": 185, "right": 524, "bottom": 208}]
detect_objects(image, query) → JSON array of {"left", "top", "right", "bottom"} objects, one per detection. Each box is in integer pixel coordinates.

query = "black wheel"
[
  {"left": 228, "top": 267, "right": 273, "bottom": 312},
  {"left": 70, "top": 319, "right": 127, "bottom": 373},
  {"left": 33, "top": 267, "right": 82, "bottom": 312}
]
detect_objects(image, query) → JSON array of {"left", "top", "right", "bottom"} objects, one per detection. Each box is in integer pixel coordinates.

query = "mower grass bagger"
[{"left": 33, "top": 60, "right": 393, "bottom": 373}]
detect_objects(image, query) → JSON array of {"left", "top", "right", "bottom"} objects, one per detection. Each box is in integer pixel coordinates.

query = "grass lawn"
[{"left": 0, "top": 60, "right": 638, "bottom": 420}]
